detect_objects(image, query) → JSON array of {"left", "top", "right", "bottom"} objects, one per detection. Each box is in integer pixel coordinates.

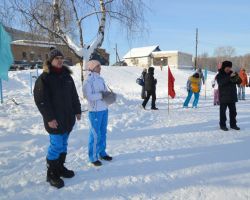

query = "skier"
[
  {"left": 238, "top": 68, "right": 248, "bottom": 100},
  {"left": 83, "top": 60, "right": 113, "bottom": 167},
  {"left": 142, "top": 67, "right": 158, "bottom": 110},
  {"left": 217, "top": 60, "right": 242, "bottom": 131},
  {"left": 33, "top": 48, "right": 82, "bottom": 188},
  {"left": 183, "top": 72, "right": 201, "bottom": 108}
]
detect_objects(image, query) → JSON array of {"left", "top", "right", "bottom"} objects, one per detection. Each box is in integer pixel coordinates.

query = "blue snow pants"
[
  {"left": 88, "top": 110, "right": 108, "bottom": 162},
  {"left": 183, "top": 91, "right": 200, "bottom": 108},
  {"left": 47, "top": 133, "right": 69, "bottom": 160}
]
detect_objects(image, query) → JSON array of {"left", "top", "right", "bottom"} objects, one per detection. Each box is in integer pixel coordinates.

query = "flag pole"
[
  {"left": 204, "top": 68, "right": 207, "bottom": 100},
  {"left": 168, "top": 94, "right": 170, "bottom": 114},
  {"left": 0, "top": 78, "right": 3, "bottom": 104},
  {"left": 167, "top": 65, "right": 170, "bottom": 114}
]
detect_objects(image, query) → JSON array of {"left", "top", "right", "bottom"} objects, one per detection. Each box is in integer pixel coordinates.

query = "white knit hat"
[{"left": 86, "top": 60, "right": 101, "bottom": 71}]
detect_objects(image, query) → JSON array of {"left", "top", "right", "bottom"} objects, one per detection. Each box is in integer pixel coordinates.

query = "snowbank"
[{"left": 0, "top": 66, "right": 250, "bottom": 200}]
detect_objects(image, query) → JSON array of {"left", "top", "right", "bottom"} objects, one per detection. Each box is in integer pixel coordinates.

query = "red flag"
[{"left": 168, "top": 66, "right": 175, "bottom": 98}]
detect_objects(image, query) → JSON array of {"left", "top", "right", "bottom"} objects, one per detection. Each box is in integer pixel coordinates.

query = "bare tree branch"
[{"left": 70, "top": 0, "right": 84, "bottom": 48}]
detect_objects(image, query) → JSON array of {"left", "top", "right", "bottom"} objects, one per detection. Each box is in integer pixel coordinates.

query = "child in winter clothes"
[
  {"left": 34, "top": 49, "right": 82, "bottom": 189},
  {"left": 83, "top": 60, "right": 112, "bottom": 167},
  {"left": 183, "top": 72, "right": 201, "bottom": 108},
  {"left": 238, "top": 68, "right": 248, "bottom": 100}
]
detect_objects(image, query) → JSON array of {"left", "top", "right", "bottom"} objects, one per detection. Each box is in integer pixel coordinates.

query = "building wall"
[
  {"left": 177, "top": 52, "right": 193, "bottom": 68},
  {"left": 124, "top": 57, "right": 150, "bottom": 67},
  {"left": 11, "top": 44, "right": 79, "bottom": 64},
  {"left": 11, "top": 43, "right": 109, "bottom": 65},
  {"left": 167, "top": 54, "right": 178, "bottom": 68},
  {"left": 152, "top": 52, "right": 193, "bottom": 69}
]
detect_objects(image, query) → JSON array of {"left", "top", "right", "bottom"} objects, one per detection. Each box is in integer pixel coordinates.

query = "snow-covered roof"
[
  {"left": 123, "top": 45, "right": 159, "bottom": 59},
  {"left": 11, "top": 40, "right": 65, "bottom": 48}
]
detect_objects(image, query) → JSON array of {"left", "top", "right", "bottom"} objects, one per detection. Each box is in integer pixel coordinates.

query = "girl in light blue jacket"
[{"left": 83, "top": 60, "right": 112, "bottom": 166}]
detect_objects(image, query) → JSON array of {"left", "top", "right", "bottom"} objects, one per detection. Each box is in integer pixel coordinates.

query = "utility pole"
[{"left": 195, "top": 28, "right": 198, "bottom": 70}]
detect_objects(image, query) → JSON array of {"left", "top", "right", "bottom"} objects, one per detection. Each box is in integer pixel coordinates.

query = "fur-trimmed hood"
[{"left": 43, "top": 61, "right": 72, "bottom": 74}]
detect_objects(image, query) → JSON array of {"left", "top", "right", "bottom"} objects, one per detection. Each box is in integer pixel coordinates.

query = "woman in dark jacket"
[
  {"left": 142, "top": 67, "right": 158, "bottom": 110},
  {"left": 217, "top": 60, "right": 242, "bottom": 131},
  {"left": 34, "top": 49, "right": 81, "bottom": 188}
]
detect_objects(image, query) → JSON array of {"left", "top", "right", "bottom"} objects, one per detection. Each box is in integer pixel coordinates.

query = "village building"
[
  {"left": 123, "top": 45, "right": 193, "bottom": 69},
  {"left": 5, "top": 26, "right": 110, "bottom": 66}
]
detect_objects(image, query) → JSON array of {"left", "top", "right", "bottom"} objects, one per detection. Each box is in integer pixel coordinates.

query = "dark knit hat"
[
  {"left": 148, "top": 67, "right": 155, "bottom": 73},
  {"left": 221, "top": 61, "right": 232, "bottom": 69},
  {"left": 48, "top": 49, "right": 64, "bottom": 63},
  {"left": 193, "top": 72, "right": 200, "bottom": 78}
]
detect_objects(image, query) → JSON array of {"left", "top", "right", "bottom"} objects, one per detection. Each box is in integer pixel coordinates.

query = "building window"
[
  {"left": 153, "top": 57, "right": 168, "bottom": 66},
  {"left": 45, "top": 54, "right": 48, "bottom": 60},
  {"left": 132, "top": 58, "right": 139, "bottom": 65},
  {"left": 30, "top": 51, "right": 35, "bottom": 61},
  {"left": 37, "top": 54, "right": 42, "bottom": 61},
  {"left": 22, "top": 52, "right": 27, "bottom": 60}
]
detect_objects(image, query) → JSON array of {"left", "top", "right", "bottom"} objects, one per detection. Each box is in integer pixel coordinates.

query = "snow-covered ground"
[{"left": 0, "top": 66, "right": 250, "bottom": 200}]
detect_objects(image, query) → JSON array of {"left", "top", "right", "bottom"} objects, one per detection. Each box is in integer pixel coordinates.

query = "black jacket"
[
  {"left": 217, "top": 70, "right": 242, "bottom": 104},
  {"left": 34, "top": 63, "right": 81, "bottom": 134},
  {"left": 145, "top": 67, "right": 157, "bottom": 91}
]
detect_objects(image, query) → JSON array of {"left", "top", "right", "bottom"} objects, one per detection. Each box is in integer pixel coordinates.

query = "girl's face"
[
  {"left": 94, "top": 64, "right": 101, "bottom": 74},
  {"left": 51, "top": 56, "right": 63, "bottom": 68}
]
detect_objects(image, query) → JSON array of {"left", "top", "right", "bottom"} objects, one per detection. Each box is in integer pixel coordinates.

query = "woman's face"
[
  {"left": 224, "top": 66, "right": 232, "bottom": 74},
  {"left": 51, "top": 56, "right": 63, "bottom": 68}
]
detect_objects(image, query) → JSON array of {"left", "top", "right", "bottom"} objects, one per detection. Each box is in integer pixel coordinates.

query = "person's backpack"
[
  {"left": 190, "top": 77, "right": 200, "bottom": 93},
  {"left": 102, "top": 85, "right": 117, "bottom": 105},
  {"left": 191, "top": 84, "right": 199, "bottom": 93},
  {"left": 136, "top": 74, "right": 144, "bottom": 86}
]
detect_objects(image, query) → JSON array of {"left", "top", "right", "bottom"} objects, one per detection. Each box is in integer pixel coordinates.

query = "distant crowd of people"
[{"left": 139, "top": 61, "right": 248, "bottom": 132}]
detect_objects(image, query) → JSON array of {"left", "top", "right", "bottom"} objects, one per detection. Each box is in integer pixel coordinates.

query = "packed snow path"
[{"left": 0, "top": 66, "right": 250, "bottom": 200}]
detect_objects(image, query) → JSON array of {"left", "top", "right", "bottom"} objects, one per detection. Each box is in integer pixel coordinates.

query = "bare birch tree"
[{"left": 9, "top": 0, "right": 147, "bottom": 83}]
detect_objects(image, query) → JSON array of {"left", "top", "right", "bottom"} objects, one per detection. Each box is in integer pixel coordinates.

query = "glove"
[
  {"left": 230, "top": 74, "right": 240, "bottom": 83},
  {"left": 230, "top": 72, "right": 236, "bottom": 77}
]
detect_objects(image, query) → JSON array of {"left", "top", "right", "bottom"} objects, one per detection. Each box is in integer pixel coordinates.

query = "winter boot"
[
  {"left": 230, "top": 126, "right": 240, "bottom": 130},
  {"left": 91, "top": 160, "right": 102, "bottom": 167},
  {"left": 59, "top": 153, "right": 75, "bottom": 178},
  {"left": 220, "top": 126, "right": 229, "bottom": 131},
  {"left": 100, "top": 155, "right": 113, "bottom": 161},
  {"left": 46, "top": 159, "right": 64, "bottom": 189}
]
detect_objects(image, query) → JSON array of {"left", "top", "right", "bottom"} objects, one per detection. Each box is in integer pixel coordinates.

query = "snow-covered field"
[{"left": 0, "top": 66, "right": 250, "bottom": 200}]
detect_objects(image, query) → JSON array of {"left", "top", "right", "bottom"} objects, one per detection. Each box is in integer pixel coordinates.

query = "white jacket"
[{"left": 83, "top": 72, "right": 108, "bottom": 112}]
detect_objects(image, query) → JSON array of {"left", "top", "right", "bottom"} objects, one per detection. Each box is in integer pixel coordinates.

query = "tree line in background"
[{"left": 197, "top": 46, "right": 250, "bottom": 73}]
